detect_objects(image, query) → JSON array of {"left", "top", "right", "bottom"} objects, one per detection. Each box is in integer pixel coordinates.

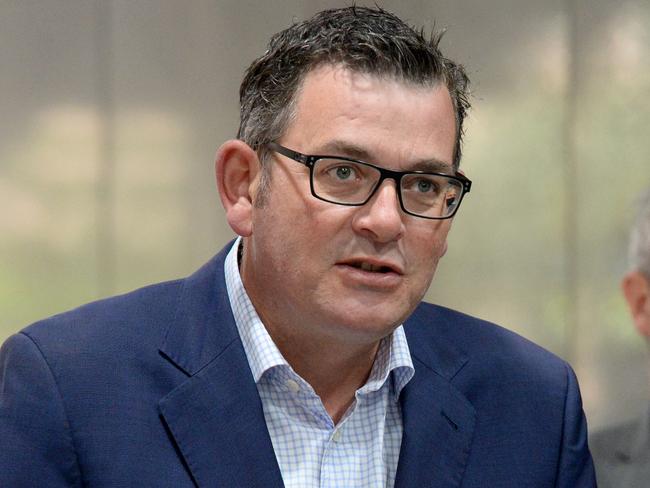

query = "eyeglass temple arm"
[{"left": 266, "top": 142, "right": 310, "bottom": 165}]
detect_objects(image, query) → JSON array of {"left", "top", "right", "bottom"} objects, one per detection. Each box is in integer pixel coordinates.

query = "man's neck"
[
  {"left": 270, "top": 328, "right": 381, "bottom": 424},
  {"left": 237, "top": 238, "right": 386, "bottom": 423}
]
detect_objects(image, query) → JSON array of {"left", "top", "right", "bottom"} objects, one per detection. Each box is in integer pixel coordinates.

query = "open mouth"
[
  {"left": 349, "top": 262, "right": 394, "bottom": 273},
  {"left": 336, "top": 258, "right": 403, "bottom": 288},
  {"left": 339, "top": 259, "right": 402, "bottom": 275}
]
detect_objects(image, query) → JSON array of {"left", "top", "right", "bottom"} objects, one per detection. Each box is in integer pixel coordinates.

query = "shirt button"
[
  {"left": 285, "top": 379, "right": 300, "bottom": 393},
  {"left": 332, "top": 429, "right": 342, "bottom": 442}
]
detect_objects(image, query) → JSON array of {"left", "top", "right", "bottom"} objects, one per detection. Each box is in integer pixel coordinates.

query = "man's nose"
[{"left": 351, "top": 180, "right": 405, "bottom": 243}]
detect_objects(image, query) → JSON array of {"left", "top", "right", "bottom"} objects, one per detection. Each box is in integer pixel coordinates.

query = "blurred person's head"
[
  {"left": 236, "top": 5, "right": 471, "bottom": 205},
  {"left": 622, "top": 188, "right": 650, "bottom": 341}
]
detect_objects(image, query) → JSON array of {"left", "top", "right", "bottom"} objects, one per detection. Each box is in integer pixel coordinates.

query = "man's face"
[{"left": 241, "top": 65, "right": 457, "bottom": 346}]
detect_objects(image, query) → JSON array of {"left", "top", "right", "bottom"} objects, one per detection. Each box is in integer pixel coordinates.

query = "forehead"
[{"left": 284, "top": 65, "right": 456, "bottom": 169}]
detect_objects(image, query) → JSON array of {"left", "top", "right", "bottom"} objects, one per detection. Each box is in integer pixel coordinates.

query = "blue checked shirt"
[{"left": 224, "top": 239, "right": 415, "bottom": 487}]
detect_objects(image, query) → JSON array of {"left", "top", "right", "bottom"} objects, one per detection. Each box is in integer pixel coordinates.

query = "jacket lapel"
[
  {"left": 395, "top": 308, "right": 476, "bottom": 488},
  {"left": 158, "top": 246, "right": 284, "bottom": 487}
]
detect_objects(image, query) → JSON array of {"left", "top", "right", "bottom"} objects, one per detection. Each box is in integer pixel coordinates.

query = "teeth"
[
  {"left": 348, "top": 261, "right": 393, "bottom": 273},
  {"left": 360, "top": 262, "right": 380, "bottom": 272}
]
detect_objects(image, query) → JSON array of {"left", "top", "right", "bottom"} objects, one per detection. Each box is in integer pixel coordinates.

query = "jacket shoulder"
[
  {"left": 410, "top": 302, "right": 565, "bottom": 359},
  {"left": 406, "top": 302, "right": 571, "bottom": 390},
  {"left": 20, "top": 278, "right": 185, "bottom": 355},
  {"left": 590, "top": 420, "right": 637, "bottom": 462}
]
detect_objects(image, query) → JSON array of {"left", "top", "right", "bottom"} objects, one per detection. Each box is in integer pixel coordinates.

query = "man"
[
  {"left": 0, "top": 6, "right": 595, "bottom": 487},
  {"left": 590, "top": 188, "right": 650, "bottom": 487}
]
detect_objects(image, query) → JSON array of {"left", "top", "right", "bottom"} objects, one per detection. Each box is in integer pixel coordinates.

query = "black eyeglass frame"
[{"left": 267, "top": 141, "right": 472, "bottom": 220}]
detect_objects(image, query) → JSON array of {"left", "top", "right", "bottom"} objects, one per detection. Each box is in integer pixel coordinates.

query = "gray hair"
[
  {"left": 629, "top": 188, "right": 650, "bottom": 277},
  {"left": 237, "top": 6, "right": 471, "bottom": 204}
]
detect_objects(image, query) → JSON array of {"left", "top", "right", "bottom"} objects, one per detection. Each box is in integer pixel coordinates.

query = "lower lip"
[{"left": 335, "top": 264, "right": 403, "bottom": 290}]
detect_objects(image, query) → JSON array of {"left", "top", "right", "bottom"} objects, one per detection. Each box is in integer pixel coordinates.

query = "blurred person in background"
[
  {"left": 591, "top": 188, "right": 650, "bottom": 487},
  {"left": 0, "top": 6, "right": 595, "bottom": 487}
]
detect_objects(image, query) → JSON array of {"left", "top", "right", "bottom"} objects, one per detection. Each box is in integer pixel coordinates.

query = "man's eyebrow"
[
  {"left": 318, "top": 140, "right": 453, "bottom": 173},
  {"left": 408, "top": 160, "right": 452, "bottom": 173},
  {"left": 318, "top": 140, "right": 373, "bottom": 161}
]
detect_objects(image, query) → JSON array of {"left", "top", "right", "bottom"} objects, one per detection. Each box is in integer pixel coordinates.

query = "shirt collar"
[
  {"left": 224, "top": 237, "right": 287, "bottom": 382},
  {"left": 224, "top": 237, "right": 414, "bottom": 399}
]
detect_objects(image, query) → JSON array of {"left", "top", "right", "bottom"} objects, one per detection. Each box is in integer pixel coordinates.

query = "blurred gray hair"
[{"left": 629, "top": 188, "right": 650, "bottom": 277}]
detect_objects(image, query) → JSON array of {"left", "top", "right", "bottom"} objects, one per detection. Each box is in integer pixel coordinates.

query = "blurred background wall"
[{"left": 1, "top": 0, "right": 649, "bottom": 433}]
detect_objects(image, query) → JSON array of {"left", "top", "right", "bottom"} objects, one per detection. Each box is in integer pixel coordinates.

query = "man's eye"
[
  {"left": 409, "top": 177, "right": 438, "bottom": 193},
  {"left": 417, "top": 179, "right": 434, "bottom": 192},
  {"left": 330, "top": 165, "right": 356, "bottom": 180}
]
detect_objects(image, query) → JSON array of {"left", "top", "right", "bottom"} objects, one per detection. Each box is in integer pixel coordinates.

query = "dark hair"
[{"left": 238, "top": 5, "right": 471, "bottom": 198}]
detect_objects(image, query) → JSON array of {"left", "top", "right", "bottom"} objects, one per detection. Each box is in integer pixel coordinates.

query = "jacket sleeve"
[
  {"left": 555, "top": 363, "right": 598, "bottom": 487},
  {"left": 0, "top": 332, "right": 82, "bottom": 487}
]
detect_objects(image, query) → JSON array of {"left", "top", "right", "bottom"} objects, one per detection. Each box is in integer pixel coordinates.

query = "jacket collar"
[
  {"left": 159, "top": 245, "right": 239, "bottom": 376},
  {"left": 394, "top": 306, "right": 475, "bottom": 488},
  {"left": 158, "top": 244, "right": 284, "bottom": 487}
]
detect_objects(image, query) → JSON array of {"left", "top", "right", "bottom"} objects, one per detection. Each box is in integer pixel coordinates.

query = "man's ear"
[
  {"left": 621, "top": 270, "right": 650, "bottom": 337},
  {"left": 215, "top": 140, "right": 260, "bottom": 237}
]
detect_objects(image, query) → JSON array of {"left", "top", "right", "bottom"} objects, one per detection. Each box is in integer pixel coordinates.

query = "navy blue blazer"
[{"left": 0, "top": 245, "right": 596, "bottom": 487}]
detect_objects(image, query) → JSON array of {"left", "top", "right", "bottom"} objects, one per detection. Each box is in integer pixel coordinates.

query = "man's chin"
[{"left": 320, "top": 307, "right": 408, "bottom": 342}]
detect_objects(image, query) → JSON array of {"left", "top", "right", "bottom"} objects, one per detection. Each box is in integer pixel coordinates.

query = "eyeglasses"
[{"left": 267, "top": 142, "right": 471, "bottom": 220}]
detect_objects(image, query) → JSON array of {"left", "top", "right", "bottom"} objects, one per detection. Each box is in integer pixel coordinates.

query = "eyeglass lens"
[{"left": 312, "top": 158, "right": 462, "bottom": 218}]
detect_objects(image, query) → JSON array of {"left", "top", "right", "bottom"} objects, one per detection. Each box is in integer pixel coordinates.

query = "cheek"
[{"left": 412, "top": 223, "right": 451, "bottom": 262}]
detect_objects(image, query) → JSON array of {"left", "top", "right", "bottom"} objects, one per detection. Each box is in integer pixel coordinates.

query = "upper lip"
[{"left": 337, "top": 257, "right": 404, "bottom": 275}]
